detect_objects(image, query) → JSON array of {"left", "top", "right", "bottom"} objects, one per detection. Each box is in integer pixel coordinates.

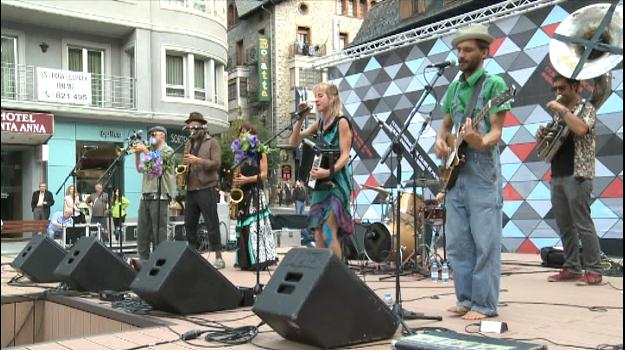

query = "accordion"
[{"left": 298, "top": 140, "right": 339, "bottom": 191}]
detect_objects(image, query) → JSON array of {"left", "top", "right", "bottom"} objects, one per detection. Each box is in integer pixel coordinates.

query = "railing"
[
  {"left": 288, "top": 42, "right": 327, "bottom": 58},
  {"left": 1, "top": 63, "right": 136, "bottom": 109}
]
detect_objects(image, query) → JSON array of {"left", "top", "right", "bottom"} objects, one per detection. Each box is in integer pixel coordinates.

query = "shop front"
[{"left": 1, "top": 109, "right": 54, "bottom": 221}]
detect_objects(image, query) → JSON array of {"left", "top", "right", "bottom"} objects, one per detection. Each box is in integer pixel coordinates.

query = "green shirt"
[
  {"left": 140, "top": 143, "right": 176, "bottom": 196},
  {"left": 442, "top": 67, "right": 511, "bottom": 134},
  {"left": 112, "top": 196, "right": 129, "bottom": 218}
]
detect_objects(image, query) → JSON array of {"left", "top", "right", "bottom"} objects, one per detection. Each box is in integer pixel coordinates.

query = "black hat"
[
  {"left": 148, "top": 126, "right": 167, "bottom": 136},
  {"left": 185, "top": 112, "right": 207, "bottom": 124}
]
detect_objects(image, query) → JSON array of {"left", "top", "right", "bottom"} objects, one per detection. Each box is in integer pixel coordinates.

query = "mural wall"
[{"left": 329, "top": 1, "right": 623, "bottom": 253}]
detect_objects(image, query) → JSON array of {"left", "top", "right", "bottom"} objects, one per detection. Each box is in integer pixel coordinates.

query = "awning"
[{"left": 1, "top": 109, "right": 54, "bottom": 145}]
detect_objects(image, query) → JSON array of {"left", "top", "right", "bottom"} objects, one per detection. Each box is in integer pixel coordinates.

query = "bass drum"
[{"left": 364, "top": 222, "right": 417, "bottom": 263}]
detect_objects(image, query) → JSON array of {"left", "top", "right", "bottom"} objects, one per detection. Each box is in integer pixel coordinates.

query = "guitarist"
[{"left": 434, "top": 24, "right": 511, "bottom": 321}]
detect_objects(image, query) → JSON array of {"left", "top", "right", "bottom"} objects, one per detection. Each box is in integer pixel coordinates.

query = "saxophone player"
[
  {"left": 538, "top": 72, "right": 602, "bottom": 285},
  {"left": 183, "top": 112, "right": 225, "bottom": 269}
]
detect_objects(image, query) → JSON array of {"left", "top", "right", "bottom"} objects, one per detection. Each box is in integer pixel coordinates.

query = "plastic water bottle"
[
  {"left": 441, "top": 261, "right": 449, "bottom": 283},
  {"left": 431, "top": 260, "right": 439, "bottom": 283},
  {"left": 383, "top": 292, "right": 393, "bottom": 309}
]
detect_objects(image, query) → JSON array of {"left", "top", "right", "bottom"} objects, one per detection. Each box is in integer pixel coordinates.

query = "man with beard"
[
  {"left": 182, "top": 112, "right": 225, "bottom": 269},
  {"left": 538, "top": 73, "right": 602, "bottom": 285},
  {"left": 434, "top": 24, "right": 511, "bottom": 320}
]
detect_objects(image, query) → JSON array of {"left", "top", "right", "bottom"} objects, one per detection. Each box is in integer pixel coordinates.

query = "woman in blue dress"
[{"left": 289, "top": 82, "right": 354, "bottom": 258}]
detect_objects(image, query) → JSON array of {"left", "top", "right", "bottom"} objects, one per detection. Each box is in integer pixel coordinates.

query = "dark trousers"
[
  {"left": 551, "top": 176, "right": 602, "bottom": 274},
  {"left": 185, "top": 187, "right": 221, "bottom": 251}
]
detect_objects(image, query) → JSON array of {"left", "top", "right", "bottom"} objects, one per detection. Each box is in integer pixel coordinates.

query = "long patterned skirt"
[{"left": 235, "top": 189, "right": 277, "bottom": 270}]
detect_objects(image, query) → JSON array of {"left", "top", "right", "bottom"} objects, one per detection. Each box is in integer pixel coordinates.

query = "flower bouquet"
[
  {"left": 231, "top": 131, "right": 269, "bottom": 164},
  {"left": 142, "top": 147, "right": 172, "bottom": 180}
]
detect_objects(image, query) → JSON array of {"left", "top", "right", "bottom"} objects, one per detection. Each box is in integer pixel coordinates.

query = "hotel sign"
[
  {"left": 1, "top": 110, "right": 54, "bottom": 145},
  {"left": 258, "top": 35, "right": 271, "bottom": 102},
  {"left": 37, "top": 67, "right": 92, "bottom": 105}
]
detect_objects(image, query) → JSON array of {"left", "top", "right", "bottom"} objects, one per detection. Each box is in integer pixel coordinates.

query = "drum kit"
[{"left": 346, "top": 178, "right": 445, "bottom": 272}]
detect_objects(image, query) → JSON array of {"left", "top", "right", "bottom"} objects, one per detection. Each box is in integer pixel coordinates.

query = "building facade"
[
  {"left": 226, "top": 0, "right": 366, "bottom": 183},
  {"left": 1, "top": 0, "right": 229, "bottom": 221}
]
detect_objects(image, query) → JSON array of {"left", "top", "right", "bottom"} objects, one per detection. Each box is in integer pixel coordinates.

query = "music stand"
[{"left": 378, "top": 65, "right": 447, "bottom": 329}]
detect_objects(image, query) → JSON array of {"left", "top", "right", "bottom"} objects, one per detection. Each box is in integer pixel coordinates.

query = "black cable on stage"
[{"left": 498, "top": 300, "right": 622, "bottom": 312}]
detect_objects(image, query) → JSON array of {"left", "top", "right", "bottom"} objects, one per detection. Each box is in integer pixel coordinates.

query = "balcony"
[
  {"left": 288, "top": 42, "right": 327, "bottom": 58},
  {"left": 1, "top": 63, "right": 136, "bottom": 110}
]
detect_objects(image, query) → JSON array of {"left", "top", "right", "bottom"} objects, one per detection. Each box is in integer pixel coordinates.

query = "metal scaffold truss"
[{"left": 312, "top": 0, "right": 563, "bottom": 69}]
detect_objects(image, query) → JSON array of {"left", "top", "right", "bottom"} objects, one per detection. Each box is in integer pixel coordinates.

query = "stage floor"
[{"left": 1, "top": 248, "right": 622, "bottom": 350}]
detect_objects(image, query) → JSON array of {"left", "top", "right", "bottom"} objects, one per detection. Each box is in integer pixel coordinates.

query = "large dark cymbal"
[{"left": 403, "top": 178, "right": 439, "bottom": 187}]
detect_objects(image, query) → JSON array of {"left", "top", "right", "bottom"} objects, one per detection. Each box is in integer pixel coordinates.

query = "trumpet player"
[
  {"left": 538, "top": 72, "right": 602, "bottom": 285},
  {"left": 133, "top": 126, "right": 176, "bottom": 265},
  {"left": 182, "top": 112, "right": 224, "bottom": 269}
]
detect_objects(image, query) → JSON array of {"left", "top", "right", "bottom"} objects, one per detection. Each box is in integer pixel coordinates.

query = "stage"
[{"left": 1, "top": 248, "right": 622, "bottom": 350}]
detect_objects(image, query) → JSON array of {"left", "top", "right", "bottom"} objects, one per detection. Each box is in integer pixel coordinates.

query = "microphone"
[
  {"left": 420, "top": 113, "right": 433, "bottom": 133},
  {"left": 183, "top": 125, "right": 207, "bottom": 131},
  {"left": 372, "top": 114, "right": 397, "bottom": 138},
  {"left": 126, "top": 130, "right": 143, "bottom": 140},
  {"left": 302, "top": 138, "right": 318, "bottom": 150},
  {"left": 291, "top": 105, "right": 312, "bottom": 120},
  {"left": 83, "top": 145, "right": 98, "bottom": 150},
  {"left": 425, "top": 59, "right": 456, "bottom": 69}
]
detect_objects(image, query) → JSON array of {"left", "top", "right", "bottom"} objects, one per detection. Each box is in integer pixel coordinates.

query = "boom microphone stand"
[
  {"left": 231, "top": 107, "right": 311, "bottom": 296},
  {"left": 56, "top": 147, "right": 92, "bottom": 229}
]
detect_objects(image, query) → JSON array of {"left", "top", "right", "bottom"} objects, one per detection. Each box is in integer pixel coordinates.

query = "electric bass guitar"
[{"left": 439, "top": 86, "right": 516, "bottom": 192}]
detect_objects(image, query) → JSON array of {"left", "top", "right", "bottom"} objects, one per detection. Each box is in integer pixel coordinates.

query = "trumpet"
[{"left": 115, "top": 140, "right": 146, "bottom": 156}]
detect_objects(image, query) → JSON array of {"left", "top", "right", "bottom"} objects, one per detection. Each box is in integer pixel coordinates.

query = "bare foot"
[
  {"left": 447, "top": 305, "right": 469, "bottom": 315},
  {"left": 462, "top": 310, "right": 489, "bottom": 320}
]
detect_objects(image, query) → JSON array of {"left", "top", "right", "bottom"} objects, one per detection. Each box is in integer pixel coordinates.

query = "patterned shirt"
[{"left": 562, "top": 100, "right": 596, "bottom": 179}]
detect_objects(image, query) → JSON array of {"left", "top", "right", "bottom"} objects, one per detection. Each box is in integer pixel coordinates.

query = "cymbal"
[
  {"left": 403, "top": 178, "right": 439, "bottom": 187},
  {"left": 363, "top": 184, "right": 390, "bottom": 195}
]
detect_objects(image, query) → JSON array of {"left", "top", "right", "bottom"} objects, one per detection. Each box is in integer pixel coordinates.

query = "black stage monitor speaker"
[
  {"left": 130, "top": 241, "right": 241, "bottom": 315},
  {"left": 253, "top": 248, "right": 399, "bottom": 349},
  {"left": 54, "top": 236, "right": 136, "bottom": 291},
  {"left": 11, "top": 235, "right": 66, "bottom": 283}
]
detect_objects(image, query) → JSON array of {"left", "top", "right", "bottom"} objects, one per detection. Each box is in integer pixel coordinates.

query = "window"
[
  {"left": 228, "top": 81, "right": 236, "bottom": 101},
  {"left": 348, "top": 0, "right": 355, "bottom": 16},
  {"left": 337, "top": 0, "right": 344, "bottom": 15},
  {"left": 258, "top": 28, "right": 265, "bottom": 35},
  {"left": 162, "top": 0, "right": 214, "bottom": 15},
  {"left": 360, "top": 0, "right": 368, "bottom": 17},
  {"left": 1, "top": 36, "right": 17, "bottom": 99},
  {"left": 164, "top": 49, "right": 224, "bottom": 104},
  {"left": 297, "top": 27, "right": 311, "bottom": 46},
  {"left": 236, "top": 40, "right": 244, "bottom": 66},
  {"left": 68, "top": 47, "right": 104, "bottom": 106},
  {"left": 166, "top": 54, "right": 185, "bottom": 97},
  {"left": 339, "top": 33, "right": 349, "bottom": 50},
  {"left": 300, "top": 68, "right": 321, "bottom": 87},
  {"left": 228, "top": 3, "right": 238, "bottom": 27},
  {"left": 194, "top": 59, "right": 206, "bottom": 100},
  {"left": 239, "top": 77, "right": 247, "bottom": 97}
]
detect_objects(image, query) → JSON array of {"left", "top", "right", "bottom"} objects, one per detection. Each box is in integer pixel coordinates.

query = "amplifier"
[
  {"left": 123, "top": 223, "right": 138, "bottom": 242},
  {"left": 273, "top": 228, "right": 301, "bottom": 248},
  {"left": 62, "top": 224, "right": 101, "bottom": 248}
]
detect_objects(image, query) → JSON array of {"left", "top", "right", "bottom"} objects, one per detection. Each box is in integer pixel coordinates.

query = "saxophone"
[
  {"left": 229, "top": 166, "right": 244, "bottom": 219},
  {"left": 175, "top": 142, "right": 189, "bottom": 192}
]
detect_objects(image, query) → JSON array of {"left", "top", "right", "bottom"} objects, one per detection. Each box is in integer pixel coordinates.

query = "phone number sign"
[{"left": 37, "top": 67, "right": 92, "bottom": 105}]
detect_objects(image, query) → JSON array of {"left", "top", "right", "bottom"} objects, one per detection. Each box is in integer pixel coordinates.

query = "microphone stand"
[
  {"left": 231, "top": 110, "right": 311, "bottom": 296},
  {"left": 56, "top": 148, "right": 91, "bottom": 229},
  {"left": 96, "top": 148, "right": 126, "bottom": 254},
  {"left": 378, "top": 66, "right": 446, "bottom": 331}
]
